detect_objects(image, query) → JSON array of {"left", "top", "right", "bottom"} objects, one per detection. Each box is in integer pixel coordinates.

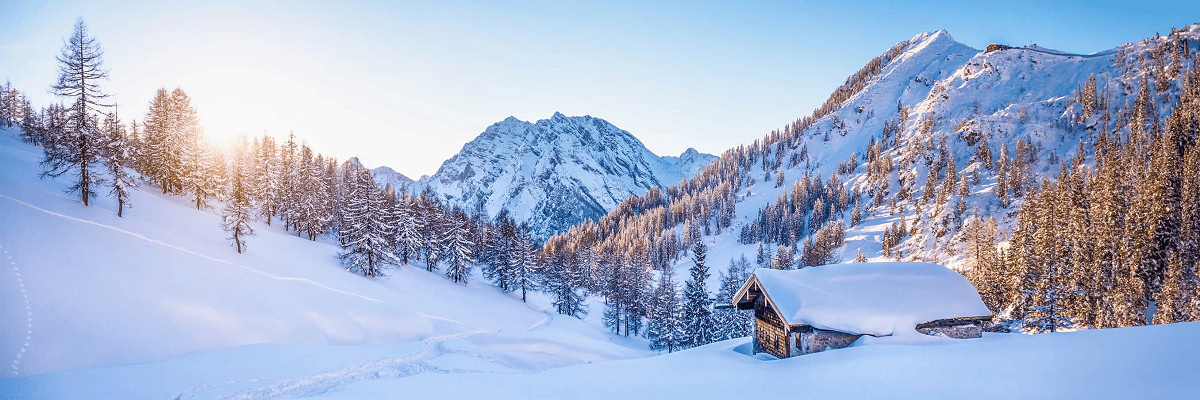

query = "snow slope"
[
  {"left": 375, "top": 113, "right": 716, "bottom": 236},
  {"left": 0, "top": 128, "right": 646, "bottom": 383},
  {"left": 7, "top": 318, "right": 1198, "bottom": 399}
]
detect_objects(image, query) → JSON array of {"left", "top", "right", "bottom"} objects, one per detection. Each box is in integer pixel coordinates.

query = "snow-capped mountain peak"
[{"left": 376, "top": 113, "right": 715, "bottom": 236}]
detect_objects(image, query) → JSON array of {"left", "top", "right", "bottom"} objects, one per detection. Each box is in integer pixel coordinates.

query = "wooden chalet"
[{"left": 731, "top": 262, "right": 992, "bottom": 358}]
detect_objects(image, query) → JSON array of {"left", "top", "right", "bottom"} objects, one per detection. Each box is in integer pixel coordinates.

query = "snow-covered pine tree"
[
  {"left": 511, "top": 227, "right": 539, "bottom": 302},
  {"left": 1015, "top": 190, "right": 1080, "bottom": 333},
  {"left": 42, "top": 18, "right": 111, "bottom": 207},
  {"left": 278, "top": 133, "right": 299, "bottom": 230},
  {"left": 416, "top": 188, "right": 446, "bottom": 272},
  {"left": 646, "top": 269, "right": 683, "bottom": 352},
  {"left": 253, "top": 134, "right": 280, "bottom": 225},
  {"left": 338, "top": 168, "right": 397, "bottom": 277},
  {"left": 139, "top": 88, "right": 169, "bottom": 187},
  {"left": 100, "top": 110, "right": 136, "bottom": 216},
  {"left": 543, "top": 248, "right": 587, "bottom": 318},
  {"left": 443, "top": 216, "right": 474, "bottom": 284},
  {"left": 624, "top": 251, "right": 653, "bottom": 337},
  {"left": 396, "top": 196, "right": 421, "bottom": 265},
  {"left": 221, "top": 141, "right": 255, "bottom": 254},
  {"left": 483, "top": 211, "right": 516, "bottom": 291},
  {"left": 166, "top": 88, "right": 200, "bottom": 196},
  {"left": 182, "top": 132, "right": 220, "bottom": 210},
  {"left": 602, "top": 253, "right": 626, "bottom": 335},
  {"left": 966, "top": 214, "right": 1006, "bottom": 313},
  {"left": 681, "top": 241, "right": 713, "bottom": 348},
  {"left": 711, "top": 256, "right": 752, "bottom": 341}
]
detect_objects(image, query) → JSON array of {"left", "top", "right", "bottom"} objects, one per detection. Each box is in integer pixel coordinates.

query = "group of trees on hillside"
[
  {"left": 968, "top": 55, "right": 1200, "bottom": 331},
  {"left": 9, "top": 21, "right": 729, "bottom": 344},
  {"left": 539, "top": 24, "right": 1200, "bottom": 339}
]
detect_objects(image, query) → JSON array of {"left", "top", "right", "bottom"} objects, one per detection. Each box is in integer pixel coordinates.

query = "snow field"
[{"left": 1, "top": 242, "right": 33, "bottom": 377}]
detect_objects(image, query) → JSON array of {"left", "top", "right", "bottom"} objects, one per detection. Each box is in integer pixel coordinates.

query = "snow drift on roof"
[{"left": 750, "top": 262, "right": 991, "bottom": 336}]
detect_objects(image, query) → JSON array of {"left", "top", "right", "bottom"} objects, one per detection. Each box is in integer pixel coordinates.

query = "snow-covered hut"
[{"left": 731, "top": 262, "right": 992, "bottom": 358}]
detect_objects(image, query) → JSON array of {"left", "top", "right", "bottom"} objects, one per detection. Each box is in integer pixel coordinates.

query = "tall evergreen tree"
[
  {"left": 512, "top": 227, "right": 539, "bottom": 302},
  {"left": 221, "top": 141, "right": 255, "bottom": 254},
  {"left": 338, "top": 168, "right": 396, "bottom": 277},
  {"left": 646, "top": 269, "right": 684, "bottom": 352},
  {"left": 100, "top": 110, "right": 136, "bottom": 216},
  {"left": 711, "top": 256, "right": 753, "bottom": 341},
  {"left": 681, "top": 241, "right": 713, "bottom": 348},
  {"left": 443, "top": 217, "right": 475, "bottom": 284},
  {"left": 42, "top": 18, "right": 110, "bottom": 206}
]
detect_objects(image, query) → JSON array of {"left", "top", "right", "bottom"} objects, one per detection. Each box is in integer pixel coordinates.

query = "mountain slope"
[
  {"left": 385, "top": 113, "right": 714, "bottom": 236},
  {"left": 663, "top": 147, "right": 719, "bottom": 179},
  {"left": 0, "top": 128, "right": 646, "bottom": 379},
  {"left": 551, "top": 25, "right": 1200, "bottom": 298}
]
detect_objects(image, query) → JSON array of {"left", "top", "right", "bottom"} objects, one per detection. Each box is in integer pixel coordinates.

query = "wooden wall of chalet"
[{"left": 754, "top": 295, "right": 789, "bottom": 358}]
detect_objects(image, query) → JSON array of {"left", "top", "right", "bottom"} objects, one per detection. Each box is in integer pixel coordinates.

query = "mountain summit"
[{"left": 376, "top": 113, "right": 715, "bottom": 236}]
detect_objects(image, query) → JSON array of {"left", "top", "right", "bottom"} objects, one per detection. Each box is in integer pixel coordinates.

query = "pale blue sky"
[{"left": 2, "top": 1, "right": 1197, "bottom": 177}]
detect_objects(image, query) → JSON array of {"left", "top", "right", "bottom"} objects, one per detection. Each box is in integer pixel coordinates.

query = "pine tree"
[
  {"left": 681, "top": 241, "right": 713, "bottom": 348},
  {"left": 396, "top": 197, "right": 422, "bottom": 265},
  {"left": 772, "top": 244, "right": 793, "bottom": 270},
  {"left": 646, "top": 270, "right": 684, "bottom": 352},
  {"left": 338, "top": 168, "right": 396, "bottom": 277},
  {"left": 444, "top": 217, "right": 474, "bottom": 284},
  {"left": 1154, "top": 253, "right": 1196, "bottom": 324},
  {"left": 544, "top": 250, "right": 587, "bottom": 318},
  {"left": 484, "top": 212, "right": 516, "bottom": 291},
  {"left": 711, "top": 256, "right": 752, "bottom": 341},
  {"left": 166, "top": 88, "right": 201, "bottom": 195},
  {"left": 42, "top": 18, "right": 111, "bottom": 206},
  {"left": 183, "top": 136, "right": 221, "bottom": 210},
  {"left": 100, "top": 110, "right": 136, "bottom": 216},
  {"left": 222, "top": 143, "right": 255, "bottom": 254},
  {"left": 253, "top": 134, "right": 281, "bottom": 225},
  {"left": 512, "top": 227, "right": 539, "bottom": 302},
  {"left": 602, "top": 254, "right": 627, "bottom": 335}
]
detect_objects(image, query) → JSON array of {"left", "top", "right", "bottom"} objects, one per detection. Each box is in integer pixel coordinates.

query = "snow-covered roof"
[{"left": 740, "top": 262, "right": 991, "bottom": 337}]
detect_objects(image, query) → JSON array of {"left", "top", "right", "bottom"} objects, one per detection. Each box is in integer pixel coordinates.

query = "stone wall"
[
  {"left": 918, "top": 323, "right": 982, "bottom": 339},
  {"left": 797, "top": 329, "right": 862, "bottom": 355}
]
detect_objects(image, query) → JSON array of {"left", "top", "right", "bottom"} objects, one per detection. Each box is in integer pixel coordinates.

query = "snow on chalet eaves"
[{"left": 743, "top": 262, "right": 992, "bottom": 337}]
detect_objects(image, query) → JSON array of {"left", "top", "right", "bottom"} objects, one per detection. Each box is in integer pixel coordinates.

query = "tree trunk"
[{"left": 81, "top": 156, "right": 90, "bottom": 206}]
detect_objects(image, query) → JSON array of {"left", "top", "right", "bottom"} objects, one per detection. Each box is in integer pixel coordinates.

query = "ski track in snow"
[
  {"left": 1, "top": 242, "right": 33, "bottom": 377},
  {"left": 208, "top": 329, "right": 513, "bottom": 400},
  {"left": 524, "top": 308, "right": 554, "bottom": 332},
  {"left": 0, "top": 193, "right": 383, "bottom": 304}
]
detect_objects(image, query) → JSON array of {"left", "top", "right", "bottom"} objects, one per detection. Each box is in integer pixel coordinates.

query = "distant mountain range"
[{"left": 373, "top": 112, "right": 716, "bottom": 236}]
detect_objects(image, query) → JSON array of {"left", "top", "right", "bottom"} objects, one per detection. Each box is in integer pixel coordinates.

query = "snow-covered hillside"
[
  {"left": 794, "top": 27, "right": 1197, "bottom": 265},
  {"left": 642, "top": 26, "right": 1200, "bottom": 284},
  {"left": 0, "top": 128, "right": 646, "bottom": 381},
  {"left": 374, "top": 113, "right": 715, "bottom": 236}
]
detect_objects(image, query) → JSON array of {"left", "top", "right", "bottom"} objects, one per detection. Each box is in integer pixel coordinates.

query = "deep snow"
[
  {"left": 749, "top": 262, "right": 991, "bottom": 336},
  {"left": 0, "top": 128, "right": 645, "bottom": 384},
  {"left": 2, "top": 123, "right": 1198, "bottom": 399}
]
